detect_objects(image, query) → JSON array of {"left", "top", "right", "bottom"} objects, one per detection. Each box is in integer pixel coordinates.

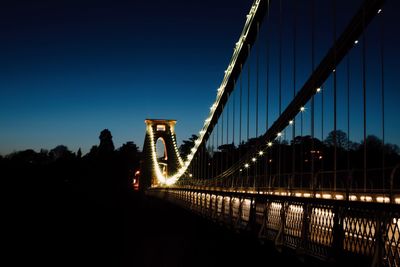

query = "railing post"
[
  {"left": 258, "top": 200, "right": 270, "bottom": 242},
  {"left": 330, "top": 204, "right": 344, "bottom": 264},
  {"left": 275, "top": 201, "right": 288, "bottom": 252},
  {"left": 297, "top": 201, "right": 310, "bottom": 259},
  {"left": 249, "top": 197, "right": 257, "bottom": 231},
  {"left": 228, "top": 194, "right": 233, "bottom": 227},
  {"left": 371, "top": 211, "right": 385, "bottom": 267}
]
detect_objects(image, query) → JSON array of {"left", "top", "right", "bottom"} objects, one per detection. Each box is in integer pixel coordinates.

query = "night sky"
[
  {"left": 0, "top": 0, "right": 398, "bottom": 156},
  {"left": 0, "top": 0, "right": 253, "bottom": 155}
]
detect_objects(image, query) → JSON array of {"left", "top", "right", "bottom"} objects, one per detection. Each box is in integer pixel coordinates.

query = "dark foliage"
[{"left": 1, "top": 129, "right": 141, "bottom": 266}]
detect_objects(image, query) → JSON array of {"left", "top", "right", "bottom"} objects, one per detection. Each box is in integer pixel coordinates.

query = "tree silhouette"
[
  {"left": 179, "top": 134, "right": 197, "bottom": 160},
  {"left": 86, "top": 145, "right": 99, "bottom": 158},
  {"left": 50, "top": 145, "right": 74, "bottom": 160},
  {"left": 385, "top": 143, "right": 400, "bottom": 155},
  {"left": 365, "top": 135, "right": 382, "bottom": 149},
  {"left": 77, "top": 148, "right": 82, "bottom": 158},
  {"left": 118, "top": 141, "right": 140, "bottom": 168},
  {"left": 98, "top": 129, "right": 115, "bottom": 156},
  {"left": 324, "top": 130, "right": 349, "bottom": 149}
]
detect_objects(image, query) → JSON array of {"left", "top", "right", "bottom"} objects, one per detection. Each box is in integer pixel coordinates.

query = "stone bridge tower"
[{"left": 140, "top": 119, "right": 182, "bottom": 190}]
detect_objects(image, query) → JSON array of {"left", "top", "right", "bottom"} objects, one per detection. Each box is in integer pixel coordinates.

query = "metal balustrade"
[{"left": 147, "top": 187, "right": 400, "bottom": 266}]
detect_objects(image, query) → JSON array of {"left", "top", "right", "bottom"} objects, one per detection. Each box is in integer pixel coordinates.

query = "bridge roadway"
[{"left": 6, "top": 186, "right": 318, "bottom": 267}]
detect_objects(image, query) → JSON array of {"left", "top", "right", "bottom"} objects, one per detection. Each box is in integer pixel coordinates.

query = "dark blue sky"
[
  {"left": 0, "top": 0, "right": 398, "bottom": 156},
  {"left": 0, "top": 0, "right": 253, "bottom": 155}
]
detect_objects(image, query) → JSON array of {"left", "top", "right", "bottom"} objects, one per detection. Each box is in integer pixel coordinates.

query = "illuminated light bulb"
[
  {"left": 376, "top": 196, "right": 390, "bottom": 203},
  {"left": 377, "top": 9, "right": 382, "bottom": 14},
  {"left": 267, "top": 142, "right": 273, "bottom": 147},
  {"left": 239, "top": 169, "right": 243, "bottom": 172},
  {"left": 289, "top": 120, "right": 293, "bottom": 125},
  {"left": 252, "top": 157, "right": 256, "bottom": 162},
  {"left": 189, "top": 174, "right": 193, "bottom": 177},
  {"left": 354, "top": 40, "right": 358, "bottom": 44},
  {"left": 322, "top": 194, "right": 332, "bottom": 199},
  {"left": 333, "top": 69, "right": 336, "bottom": 73},
  {"left": 300, "top": 106, "right": 305, "bottom": 112},
  {"left": 258, "top": 151, "right": 264, "bottom": 156},
  {"left": 316, "top": 87, "right": 321, "bottom": 93},
  {"left": 244, "top": 163, "right": 249, "bottom": 168},
  {"left": 277, "top": 132, "right": 282, "bottom": 137}
]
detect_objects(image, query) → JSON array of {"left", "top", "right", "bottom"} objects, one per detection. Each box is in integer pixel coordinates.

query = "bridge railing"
[
  {"left": 147, "top": 186, "right": 400, "bottom": 266},
  {"left": 176, "top": 165, "right": 400, "bottom": 203}
]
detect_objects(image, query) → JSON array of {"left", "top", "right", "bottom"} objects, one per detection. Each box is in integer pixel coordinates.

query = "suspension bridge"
[{"left": 139, "top": 0, "right": 400, "bottom": 265}]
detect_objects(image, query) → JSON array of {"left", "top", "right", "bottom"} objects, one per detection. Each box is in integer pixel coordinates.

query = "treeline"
[{"left": 1, "top": 129, "right": 142, "bottom": 203}]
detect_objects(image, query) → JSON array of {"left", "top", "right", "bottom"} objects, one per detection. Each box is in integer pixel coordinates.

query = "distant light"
[
  {"left": 377, "top": 9, "right": 382, "bottom": 14},
  {"left": 349, "top": 195, "right": 357, "bottom": 201},
  {"left": 244, "top": 163, "right": 249, "bottom": 168},
  {"left": 258, "top": 151, "right": 264, "bottom": 156},
  {"left": 354, "top": 40, "right": 358, "bottom": 44},
  {"left": 333, "top": 69, "right": 336, "bottom": 73},
  {"left": 252, "top": 157, "right": 256, "bottom": 162},
  {"left": 267, "top": 142, "right": 273, "bottom": 147},
  {"left": 335, "top": 194, "right": 344, "bottom": 200},
  {"left": 289, "top": 120, "right": 293, "bottom": 125},
  {"left": 277, "top": 132, "right": 282, "bottom": 137},
  {"left": 300, "top": 106, "right": 305, "bottom": 112},
  {"left": 239, "top": 169, "right": 243, "bottom": 172},
  {"left": 316, "top": 87, "right": 321, "bottom": 93},
  {"left": 360, "top": 195, "right": 373, "bottom": 202},
  {"left": 376, "top": 196, "right": 390, "bottom": 203}
]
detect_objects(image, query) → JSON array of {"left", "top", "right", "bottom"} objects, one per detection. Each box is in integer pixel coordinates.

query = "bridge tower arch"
[{"left": 140, "top": 119, "right": 183, "bottom": 190}]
